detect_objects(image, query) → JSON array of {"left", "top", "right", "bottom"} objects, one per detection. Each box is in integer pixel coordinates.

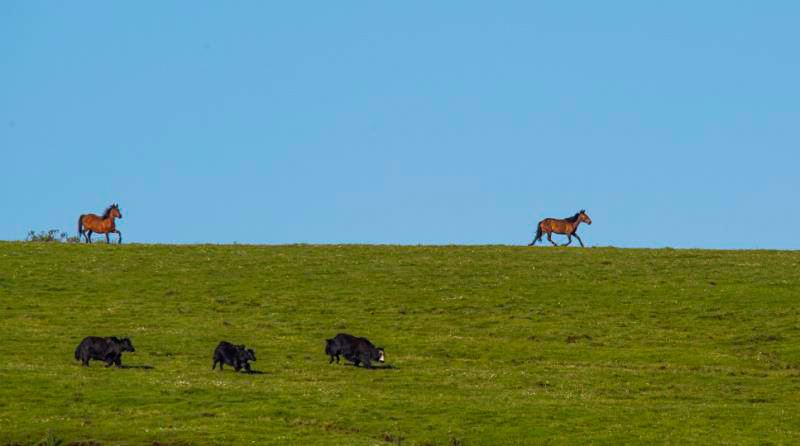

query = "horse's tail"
[
  {"left": 77, "top": 215, "right": 85, "bottom": 237},
  {"left": 530, "top": 222, "right": 542, "bottom": 246}
]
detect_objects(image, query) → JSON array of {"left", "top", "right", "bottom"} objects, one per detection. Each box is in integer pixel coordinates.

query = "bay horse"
[
  {"left": 78, "top": 204, "right": 123, "bottom": 244},
  {"left": 529, "top": 209, "right": 592, "bottom": 247}
]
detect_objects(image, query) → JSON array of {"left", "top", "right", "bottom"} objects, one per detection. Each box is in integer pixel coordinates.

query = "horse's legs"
[
  {"left": 105, "top": 233, "right": 110, "bottom": 244},
  {"left": 547, "top": 232, "right": 558, "bottom": 247},
  {"left": 86, "top": 231, "right": 93, "bottom": 243},
  {"left": 115, "top": 230, "right": 122, "bottom": 244},
  {"left": 572, "top": 233, "right": 584, "bottom": 247},
  {"left": 562, "top": 234, "right": 572, "bottom": 246}
]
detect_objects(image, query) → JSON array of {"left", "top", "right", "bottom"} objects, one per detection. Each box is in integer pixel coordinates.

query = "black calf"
[
  {"left": 325, "top": 333, "right": 385, "bottom": 369},
  {"left": 74, "top": 336, "right": 135, "bottom": 367},
  {"left": 212, "top": 341, "right": 256, "bottom": 372}
]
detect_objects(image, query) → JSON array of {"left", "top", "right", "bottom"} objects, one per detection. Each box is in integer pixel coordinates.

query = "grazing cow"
[
  {"left": 325, "top": 333, "right": 385, "bottom": 369},
  {"left": 212, "top": 341, "right": 256, "bottom": 372},
  {"left": 74, "top": 336, "right": 135, "bottom": 367}
]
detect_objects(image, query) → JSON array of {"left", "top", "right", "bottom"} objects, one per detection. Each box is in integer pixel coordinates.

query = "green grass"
[{"left": 1, "top": 242, "right": 799, "bottom": 445}]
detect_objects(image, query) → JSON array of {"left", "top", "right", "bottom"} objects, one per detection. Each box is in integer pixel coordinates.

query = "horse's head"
[
  {"left": 579, "top": 209, "right": 591, "bottom": 225},
  {"left": 110, "top": 204, "right": 122, "bottom": 219}
]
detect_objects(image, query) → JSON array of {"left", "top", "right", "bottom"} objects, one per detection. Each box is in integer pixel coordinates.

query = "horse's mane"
[
  {"left": 101, "top": 205, "right": 116, "bottom": 219},
  {"left": 564, "top": 212, "right": 580, "bottom": 222}
]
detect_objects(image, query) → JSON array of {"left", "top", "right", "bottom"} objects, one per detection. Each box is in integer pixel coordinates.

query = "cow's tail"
[{"left": 77, "top": 215, "right": 85, "bottom": 238}]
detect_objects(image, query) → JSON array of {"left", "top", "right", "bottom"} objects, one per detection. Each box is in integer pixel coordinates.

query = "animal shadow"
[
  {"left": 344, "top": 363, "right": 395, "bottom": 370},
  {"left": 369, "top": 364, "right": 395, "bottom": 370},
  {"left": 240, "top": 369, "right": 265, "bottom": 375},
  {"left": 119, "top": 364, "right": 155, "bottom": 370}
]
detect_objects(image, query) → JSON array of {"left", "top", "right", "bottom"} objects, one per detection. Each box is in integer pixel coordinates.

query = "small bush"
[{"left": 27, "top": 230, "right": 80, "bottom": 243}]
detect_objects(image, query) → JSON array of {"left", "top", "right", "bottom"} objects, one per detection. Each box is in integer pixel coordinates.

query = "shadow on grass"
[
  {"left": 337, "top": 363, "right": 396, "bottom": 370},
  {"left": 210, "top": 369, "right": 266, "bottom": 374},
  {"left": 119, "top": 364, "right": 155, "bottom": 370},
  {"left": 367, "top": 364, "right": 396, "bottom": 370}
]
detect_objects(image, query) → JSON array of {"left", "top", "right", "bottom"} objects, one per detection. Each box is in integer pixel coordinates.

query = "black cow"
[
  {"left": 212, "top": 341, "right": 256, "bottom": 372},
  {"left": 74, "top": 336, "right": 135, "bottom": 367},
  {"left": 325, "top": 333, "right": 385, "bottom": 368}
]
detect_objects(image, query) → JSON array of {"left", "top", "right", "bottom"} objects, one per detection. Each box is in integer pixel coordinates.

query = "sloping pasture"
[{"left": 1, "top": 243, "right": 798, "bottom": 445}]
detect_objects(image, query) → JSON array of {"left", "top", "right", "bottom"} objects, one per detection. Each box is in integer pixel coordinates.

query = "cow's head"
[
  {"left": 120, "top": 338, "right": 135, "bottom": 353},
  {"left": 238, "top": 345, "right": 256, "bottom": 362},
  {"left": 376, "top": 347, "right": 385, "bottom": 363}
]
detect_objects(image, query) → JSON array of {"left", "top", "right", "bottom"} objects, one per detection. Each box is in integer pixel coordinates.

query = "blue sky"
[{"left": 1, "top": 2, "right": 798, "bottom": 248}]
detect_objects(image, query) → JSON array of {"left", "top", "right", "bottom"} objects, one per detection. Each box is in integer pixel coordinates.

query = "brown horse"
[
  {"left": 529, "top": 209, "right": 592, "bottom": 247},
  {"left": 78, "top": 204, "right": 123, "bottom": 244}
]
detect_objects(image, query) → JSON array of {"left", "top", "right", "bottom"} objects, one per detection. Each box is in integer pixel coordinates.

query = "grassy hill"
[{"left": 1, "top": 242, "right": 798, "bottom": 445}]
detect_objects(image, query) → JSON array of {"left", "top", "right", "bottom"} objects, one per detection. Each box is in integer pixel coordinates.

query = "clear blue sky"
[{"left": 1, "top": 2, "right": 798, "bottom": 248}]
